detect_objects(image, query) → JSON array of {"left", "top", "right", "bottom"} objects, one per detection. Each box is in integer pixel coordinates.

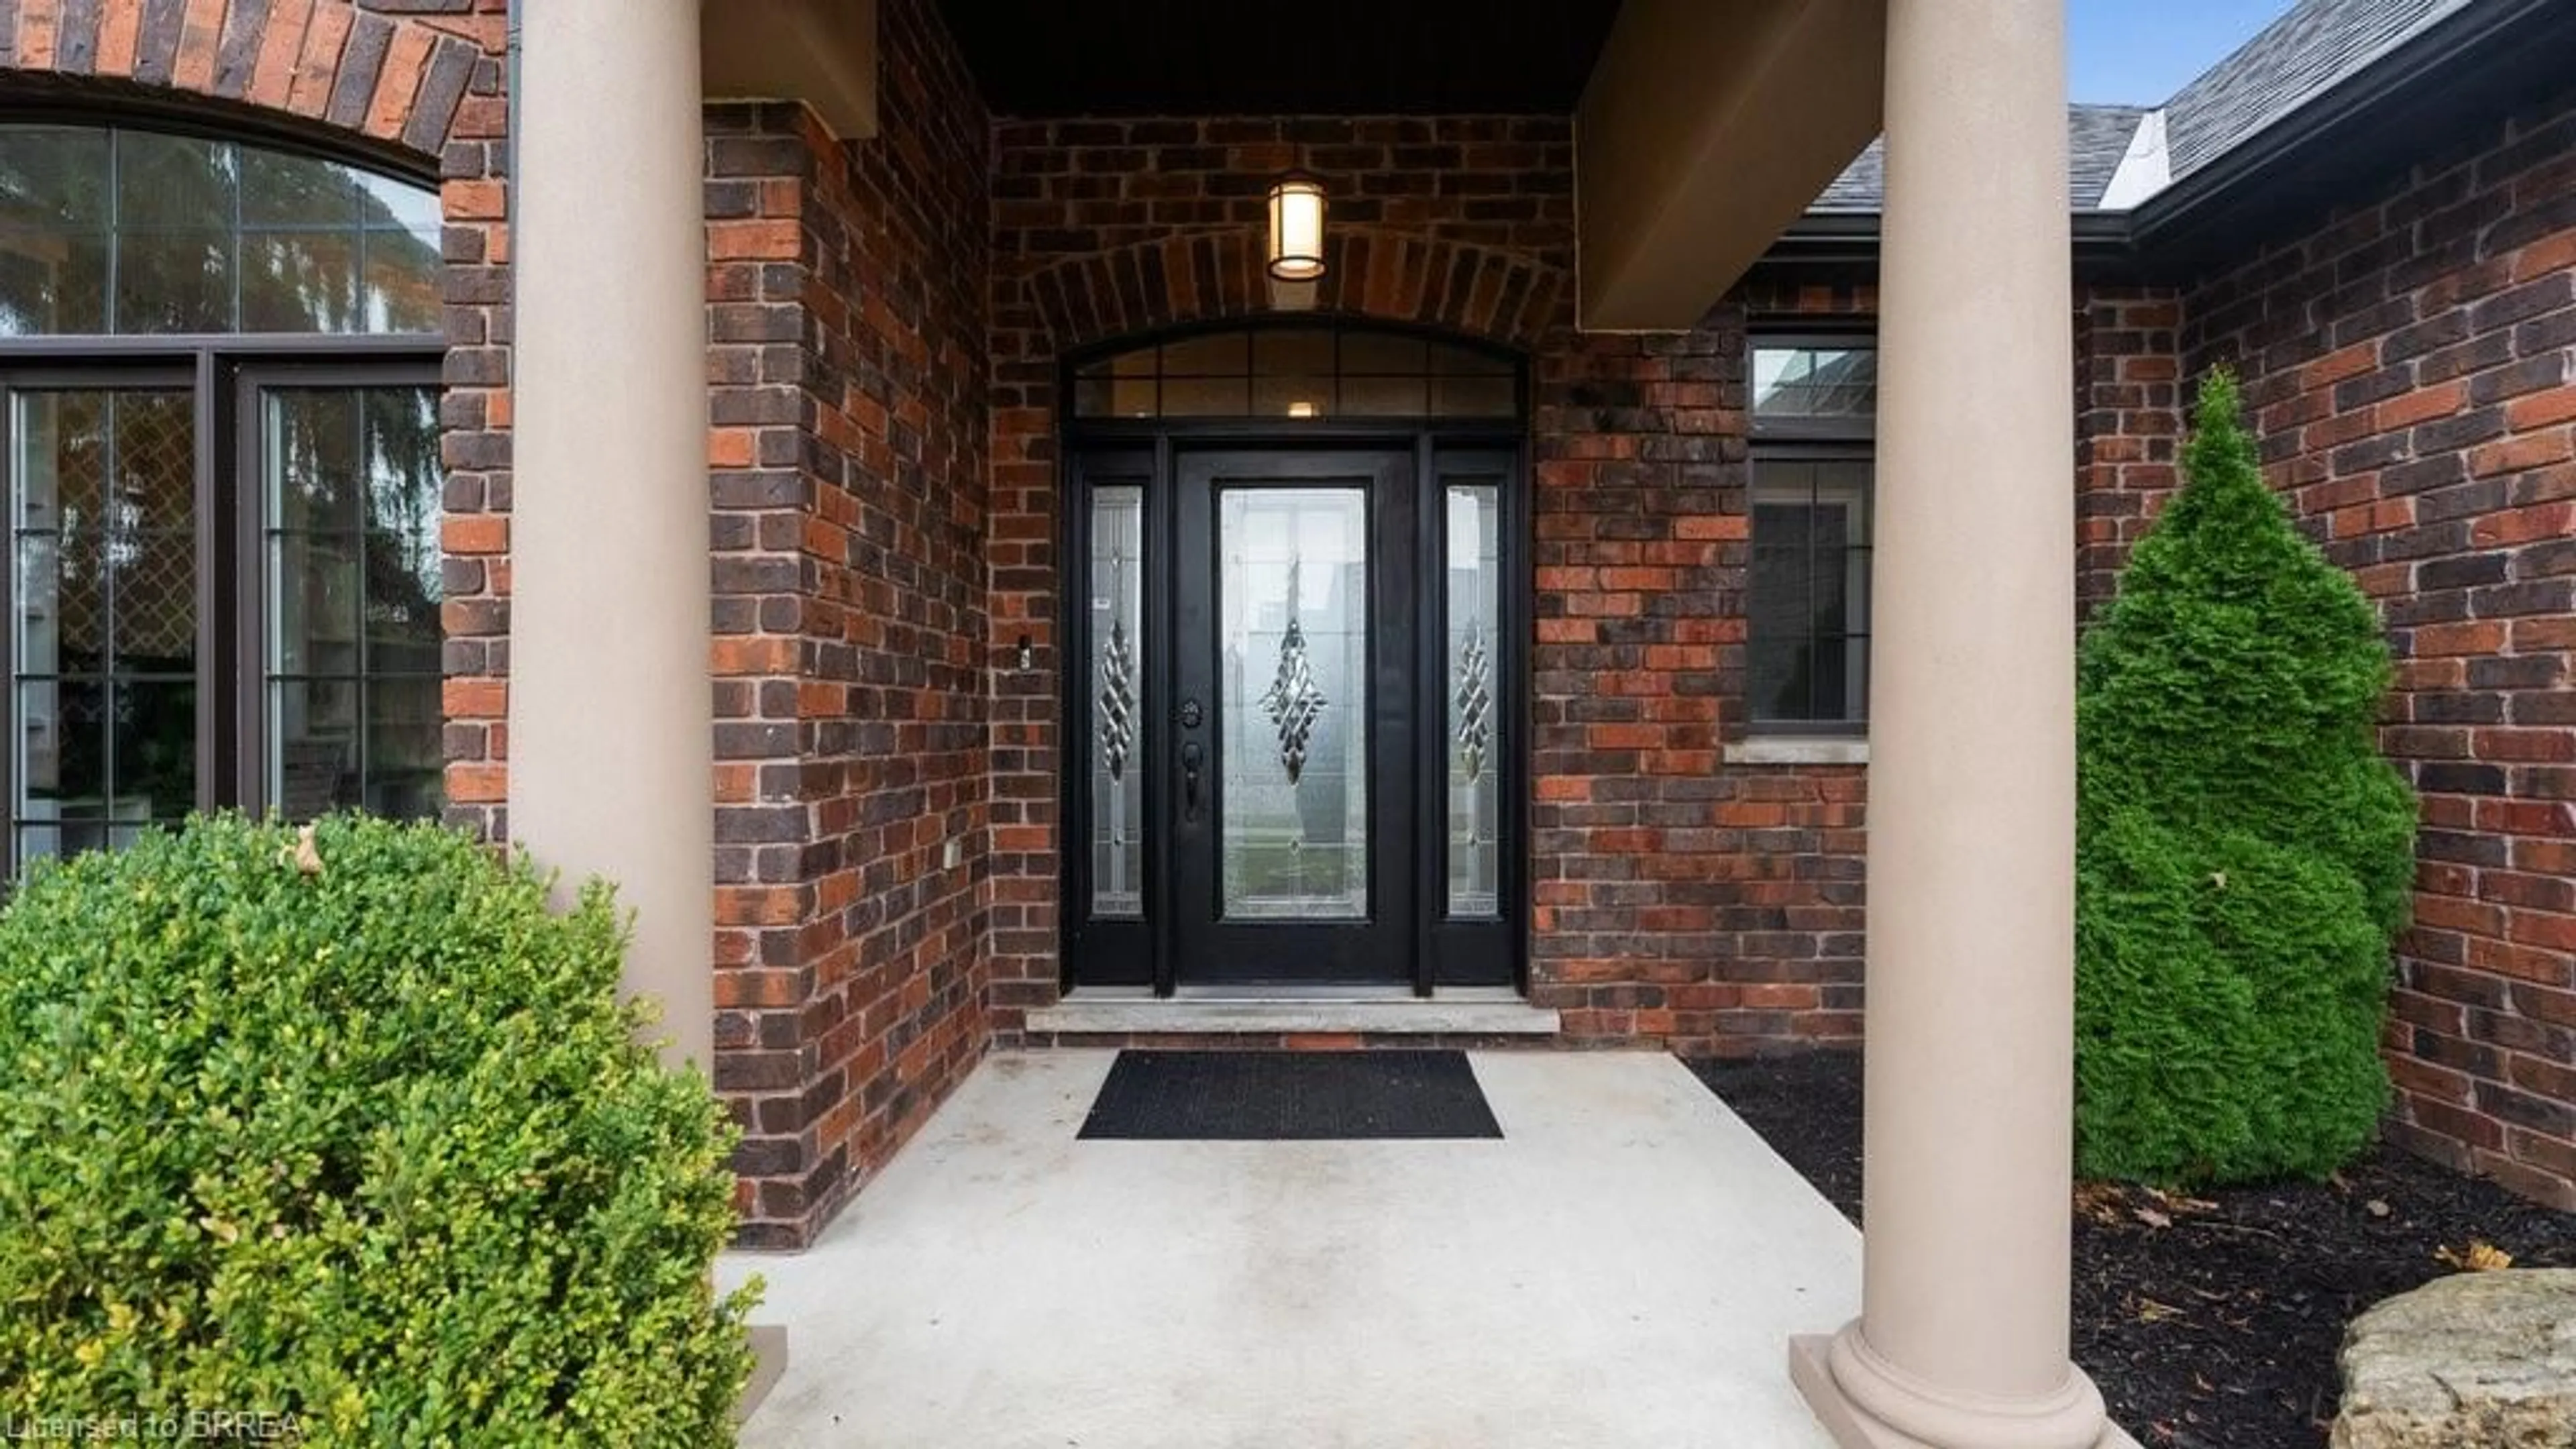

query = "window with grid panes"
[
  {"left": 1746, "top": 339, "right": 1875, "bottom": 729},
  {"left": 0, "top": 122, "right": 445, "bottom": 870}
]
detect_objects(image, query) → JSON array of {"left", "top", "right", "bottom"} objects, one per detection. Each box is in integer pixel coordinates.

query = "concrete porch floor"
[{"left": 720, "top": 1050, "right": 1861, "bottom": 1448}]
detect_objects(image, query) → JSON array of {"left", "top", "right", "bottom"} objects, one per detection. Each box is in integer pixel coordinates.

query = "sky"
[{"left": 2067, "top": 0, "right": 2295, "bottom": 105}]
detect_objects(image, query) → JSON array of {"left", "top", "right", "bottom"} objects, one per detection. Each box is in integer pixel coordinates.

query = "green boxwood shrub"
[
  {"left": 0, "top": 814, "right": 757, "bottom": 1444},
  {"left": 2076, "top": 370, "right": 2418, "bottom": 1185}
]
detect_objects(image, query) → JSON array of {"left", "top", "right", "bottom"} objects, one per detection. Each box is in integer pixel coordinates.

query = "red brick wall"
[
  {"left": 1533, "top": 284, "right": 1872, "bottom": 1047},
  {"left": 704, "top": 0, "right": 992, "bottom": 1248},
  {"left": 34, "top": 0, "right": 2563, "bottom": 1225},
  {"left": 987, "top": 119, "right": 1870, "bottom": 1055},
  {"left": 2075, "top": 286, "right": 2185, "bottom": 619},
  {"left": 2176, "top": 91, "right": 2576, "bottom": 1209}
]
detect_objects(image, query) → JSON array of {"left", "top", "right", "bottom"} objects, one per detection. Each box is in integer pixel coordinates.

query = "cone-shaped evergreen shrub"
[
  {"left": 0, "top": 815, "right": 757, "bottom": 1444},
  {"left": 2075, "top": 371, "right": 2417, "bottom": 1185}
]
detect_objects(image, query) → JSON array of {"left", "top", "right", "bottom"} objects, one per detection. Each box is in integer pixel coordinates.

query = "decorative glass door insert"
[
  {"left": 1089, "top": 482, "right": 1144, "bottom": 918},
  {"left": 1170, "top": 450, "right": 1416, "bottom": 984},
  {"left": 1218, "top": 487, "right": 1368, "bottom": 920},
  {"left": 1445, "top": 480, "right": 1502, "bottom": 918}
]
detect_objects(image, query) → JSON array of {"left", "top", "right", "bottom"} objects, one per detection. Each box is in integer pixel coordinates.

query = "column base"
[{"left": 1790, "top": 1330, "right": 2140, "bottom": 1449}]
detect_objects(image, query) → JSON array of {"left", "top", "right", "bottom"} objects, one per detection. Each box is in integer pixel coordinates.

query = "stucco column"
[
  {"left": 509, "top": 0, "right": 714, "bottom": 1070},
  {"left": 1788, "top": 1, "right": 2123, "bottom": 1446}
]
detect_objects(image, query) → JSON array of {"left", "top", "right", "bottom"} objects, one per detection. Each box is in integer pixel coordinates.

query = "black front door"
[
  {"left": 1171, "top": 449, "right": 1415, "bottom": 983},
  {"left": 1063, "top": 433, "right": 1523, "bottom": 995}
]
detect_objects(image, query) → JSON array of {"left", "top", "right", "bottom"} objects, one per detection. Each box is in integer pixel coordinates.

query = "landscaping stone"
[{"left": 2330, "top": 1268, "right": 2576, "bottom": 1449}]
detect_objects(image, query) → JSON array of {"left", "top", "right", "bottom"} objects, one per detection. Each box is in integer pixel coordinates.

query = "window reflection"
[
  {"left": 0, "top": 123, "right": 445, "bottom": 875},
  {"left": 8, "top": 390, "right": 201, "bottom": 863},
  {"left": 1752, "top": 345, "right": 1878, "bottom": 420},
  {"left": 0, "top": 125, "right": 441, "bottom": 337},
  {"left": 1748, "top": 461, "right": 1873, "bottom": 724},
  {"left": 1073, "top": 324, "right": 1519, "bottom": 419},
  {"left": 265, "top": 386, "right": 446, "bottom": 823}
]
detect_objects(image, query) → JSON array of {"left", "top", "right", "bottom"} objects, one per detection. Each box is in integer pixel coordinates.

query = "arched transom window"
[
  {"left": 1072, "top": 323, "right": 1519, "bottom": 421},
  {"left": 0, "top": 123, "right": 441, "bottom": 336}
]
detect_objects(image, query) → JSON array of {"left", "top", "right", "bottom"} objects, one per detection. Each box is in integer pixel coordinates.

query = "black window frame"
[
  {"left": 0, "top": 115, "right": 444, "bottom": 877},
  {"left": 1746, "top": 328, "right": 1876, "bottom": 735},
  {"left": 1068, "top": 317, "right": 1525, "bottom": 423}
]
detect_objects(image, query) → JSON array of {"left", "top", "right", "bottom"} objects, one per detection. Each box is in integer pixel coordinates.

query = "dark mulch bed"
[{"left": 1690, "top": 1052, "right": 2576, "bottom": 1449}]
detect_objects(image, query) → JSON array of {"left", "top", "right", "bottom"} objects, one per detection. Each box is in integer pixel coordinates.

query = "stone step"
[{"left": 1023, "top": 989, "right": 1560, "bottom": 1038}]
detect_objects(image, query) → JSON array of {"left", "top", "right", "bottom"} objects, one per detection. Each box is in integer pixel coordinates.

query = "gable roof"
[{"left": 1808, "top": 0, "right": 2477, "bottom": 215}]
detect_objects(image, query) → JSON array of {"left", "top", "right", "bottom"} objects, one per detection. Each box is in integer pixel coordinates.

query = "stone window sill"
[{"left": 1723, "top": 735, "right": 1870, "bottom": 766}]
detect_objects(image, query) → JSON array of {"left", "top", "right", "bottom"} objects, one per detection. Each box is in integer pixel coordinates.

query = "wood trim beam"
[
  {"left": 701, "top": 0, "right": 879, "bottom": 141},
  {"left": 1576, "top": 0, "right": 1886, "bottom": 330}
]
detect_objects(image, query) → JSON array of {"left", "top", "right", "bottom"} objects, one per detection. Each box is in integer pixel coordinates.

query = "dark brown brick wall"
[
  {"left": 422, "top": 2, "right": 515, "bottom": 841},
  {"left": 2170, "top": 89, "right": 2576, "bottom": 1210},
  {"left": 704, "top": 0, "right": 992, "bottom": 1249},
  {"left": 987, "top": 119, "right": 1872, "bottom": 1055}
]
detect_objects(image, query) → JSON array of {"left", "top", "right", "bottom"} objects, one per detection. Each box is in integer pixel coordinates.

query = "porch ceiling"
[
  {"left": 932, "top": 0, "right": 1886, "bottom": 331},
  {"left": 934, "top": 0, "right": 1624, "bottom": 116}
]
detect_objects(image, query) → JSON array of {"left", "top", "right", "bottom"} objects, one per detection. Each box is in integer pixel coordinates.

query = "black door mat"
[{"left": 1078, "top": 1050, "right": 1503, "bottom": 1140}]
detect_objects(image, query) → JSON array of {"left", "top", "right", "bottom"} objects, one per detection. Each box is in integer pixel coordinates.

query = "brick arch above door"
[{"left": 1019, "top": 228, "right": 1568, "bottom": 356}]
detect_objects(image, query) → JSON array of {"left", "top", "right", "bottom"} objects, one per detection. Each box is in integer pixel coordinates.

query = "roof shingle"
[
  {"left": 1811, "top": 105, "right": 2147, "bottom": 213},
  {"left": 2164, "top": 0, "right": 2469, "bottom": 182},
  {"left": 1807, "top": 0, "right": 2477, "bottom": 215}
]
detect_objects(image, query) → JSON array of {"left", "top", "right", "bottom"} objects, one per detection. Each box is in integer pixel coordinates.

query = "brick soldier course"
[{"left": 0, "top": 0, "right": 2567, "bottom": 1247}]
